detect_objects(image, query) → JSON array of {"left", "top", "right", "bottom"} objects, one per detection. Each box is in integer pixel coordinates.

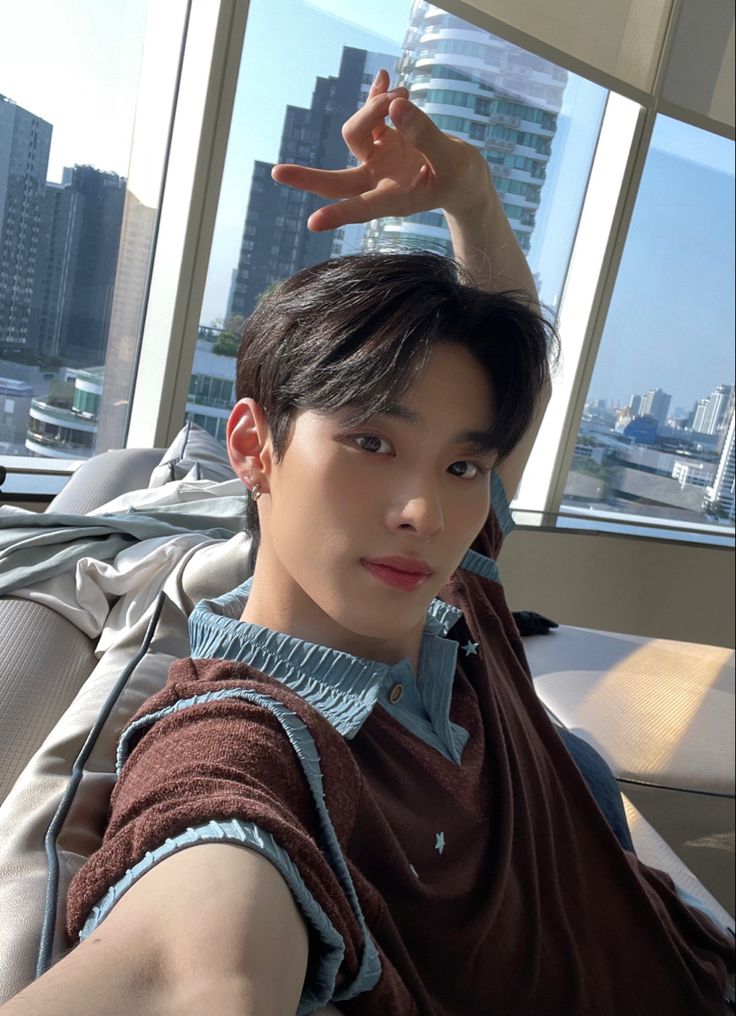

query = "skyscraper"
[
  {"left": 704, "top": 409, "right": 735, "bottom": 522},
  {"left": 639, "top": 387, "right": 672, "bottom": 425},
  {"left": 700, "top": 383, "right": 734, "bottom": 436},
  {"left": 363, "top": 1, "right": 566, "bottom": 257},
  {"left": 0, "top": 95, "right": 52, "bottom": 350},
  {"left": 57, "top": 165, "right": 126, "bottom": 364},
  {"left": 27, "top": 165, "right": 126, "bottom": 365},
  {"left": 692, "top": 396, "right": 711, "bottom": 433},
  {"left": 96, "top": 189, "right": 158, "bottom": 453},
  {"left": 28, "top": 181, "right": 82, "bottom": 358},
  {"left": 227, "top": 46, "right": 395, "bottom": 321}
]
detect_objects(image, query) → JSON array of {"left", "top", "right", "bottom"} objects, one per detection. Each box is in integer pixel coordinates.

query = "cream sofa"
[{"left": 0, "top": 432, "right": 733, "bottom": 1010}]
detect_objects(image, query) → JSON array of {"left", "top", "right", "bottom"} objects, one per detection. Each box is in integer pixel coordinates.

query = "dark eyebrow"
[{"left": 374, "top": 403, "right": 497, "bottom": 455}]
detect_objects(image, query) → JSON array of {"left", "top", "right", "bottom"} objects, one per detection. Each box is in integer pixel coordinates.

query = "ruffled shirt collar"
[{"left": 189, "top": 577, "right": 469, "bottom": 762}]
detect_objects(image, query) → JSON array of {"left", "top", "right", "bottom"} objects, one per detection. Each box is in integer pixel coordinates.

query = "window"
[
  {"left": 10, "top": 0, "right": 727, "bottom": 554},
  {"left": 0, "top": 2, "right": 183, "bottom": 465},
  {"left": 562, "top": 117, "right": 735, "bottom": 530},
  {"left": 191, "top": 0, "right": 605, "bottom": 449}
]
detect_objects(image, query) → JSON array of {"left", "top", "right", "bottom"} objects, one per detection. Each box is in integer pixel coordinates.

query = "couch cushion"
[
  {"left": 525, "top": 625, "right": 735, "bottom": 795},
  {"left": 0, "top": 594, "right": 190, "bottom": 1003},
  {"left": 149, "top": 421, "right": 234, "bottom": 487},
  {"left": 0, "top": 598, "right": 97, "bottom": 806}
]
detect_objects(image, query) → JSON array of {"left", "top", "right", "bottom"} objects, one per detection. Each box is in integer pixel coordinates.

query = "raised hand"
[{"left": 271, "top": 68, "right": 494, "bottom": 232}]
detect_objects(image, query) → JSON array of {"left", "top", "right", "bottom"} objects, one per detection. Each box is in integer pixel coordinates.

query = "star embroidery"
[
  {"left": 462, "top": 640, "right": 479, "bottom": 657},
  {"left": 435, "top": 831, "right": 445, "bottom": 855}
]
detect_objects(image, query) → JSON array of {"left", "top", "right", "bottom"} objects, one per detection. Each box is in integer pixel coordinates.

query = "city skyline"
[
  {"left": 2, "top": 0, "right": 734, "bottom": 418},
  {"left": 588, "top": 379, "right": 735, "bottom": 420}
]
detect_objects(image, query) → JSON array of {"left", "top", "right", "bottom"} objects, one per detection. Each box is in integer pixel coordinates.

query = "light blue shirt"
[{"left": 188, "top": 576, "right": 469, "bottom": 764}]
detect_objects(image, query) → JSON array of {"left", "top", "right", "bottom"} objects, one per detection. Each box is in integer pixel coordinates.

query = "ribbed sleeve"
[{"left": 65, "top": 658, "right": 383, "bottom": 1008}]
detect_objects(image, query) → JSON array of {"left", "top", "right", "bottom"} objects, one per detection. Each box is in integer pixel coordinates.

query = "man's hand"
[{"left": 271, "top": 68, "right": 495, "bottom": 232}]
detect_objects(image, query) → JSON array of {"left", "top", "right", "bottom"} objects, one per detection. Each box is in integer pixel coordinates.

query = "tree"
[
  {"left": 212, "top": 333, "right": 239, "bottom": 357},
  {"left": 255, "top": 281, "right": 282, "bottom": 306}
]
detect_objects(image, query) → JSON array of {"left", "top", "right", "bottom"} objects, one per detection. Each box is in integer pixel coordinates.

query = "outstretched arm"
[{"left": 0, "top": 845, "right": 308, "bottom": 1016}]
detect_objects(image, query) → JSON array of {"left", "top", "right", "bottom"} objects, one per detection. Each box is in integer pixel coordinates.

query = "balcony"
[
  {"left": 487, "top": 138, "right": 516, "bottom": 153},
  {"left": 28, "top": 400, "right": 98, "bottom": 433},
  {"left": 25, "top": 430, "right": 94, "bottom": 458},
  {"left": 492, "top": 114, "right": 521, "bottom": 128}
]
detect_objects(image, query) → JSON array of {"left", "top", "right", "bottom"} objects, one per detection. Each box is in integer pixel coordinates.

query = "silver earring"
[{"left": 251, "top": 482, "right": 262, "bottom": 501}]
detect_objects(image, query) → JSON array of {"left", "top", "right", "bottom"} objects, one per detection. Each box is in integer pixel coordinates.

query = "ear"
[{"left": 226, "top": 398, "right": 273, "bottom": 491}]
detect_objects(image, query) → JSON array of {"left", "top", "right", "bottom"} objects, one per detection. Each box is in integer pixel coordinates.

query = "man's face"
[{"left": 256, "top": 342, "right": 497, "bottom": 662}]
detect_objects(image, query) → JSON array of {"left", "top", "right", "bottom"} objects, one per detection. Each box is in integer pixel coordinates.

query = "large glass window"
[
  {"left": 0, "top": 1, "right": 178, "bottom": 463},
  {"left": 190, "top": 0, "right": 605, "bottom": 446},
  {"left": 562, "top": 117, "right": 735, "bottom": 530}
]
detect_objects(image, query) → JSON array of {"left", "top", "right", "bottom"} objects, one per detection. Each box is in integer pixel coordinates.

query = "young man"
[{"left": 3, "top": 75, "right": 733, "bottom": 1016}]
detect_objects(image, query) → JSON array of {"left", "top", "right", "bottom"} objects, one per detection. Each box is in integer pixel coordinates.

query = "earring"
[{"left": 251, "top": 482, "right": 262, "bottom": 501}]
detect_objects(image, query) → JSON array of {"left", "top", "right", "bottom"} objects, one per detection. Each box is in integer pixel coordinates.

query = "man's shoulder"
[
  {"left": 121, "top": 655, "right": 362, "bottom": 786},
  {"left": 131, "top": 655, "right": 352, "bottom": 740}
]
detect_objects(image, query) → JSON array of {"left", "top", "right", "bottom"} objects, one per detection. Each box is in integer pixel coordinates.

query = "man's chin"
[{"left": 336, "top": 607, "right": 428, "bottom": 649}]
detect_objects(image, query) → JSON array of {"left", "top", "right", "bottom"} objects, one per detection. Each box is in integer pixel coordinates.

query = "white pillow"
[{"left": 149, "top": 420, "right": 235, "bottom": 487}]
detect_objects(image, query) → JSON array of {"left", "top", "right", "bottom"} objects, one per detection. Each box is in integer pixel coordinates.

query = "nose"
[{"left": 386, "top": 479, "right": 445, "bottom": 537}]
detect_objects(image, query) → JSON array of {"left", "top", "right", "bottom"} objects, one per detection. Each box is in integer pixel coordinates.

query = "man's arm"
[
  {"left": 0, "top": 844, "right": 308, "bottom": 1016},
  {"left": 272, "top": 70, "right": 552, "bottom": 500}
]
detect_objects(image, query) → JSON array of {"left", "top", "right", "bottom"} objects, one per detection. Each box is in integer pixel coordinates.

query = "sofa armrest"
[{"left": 525, "top": 624, "right": 735, "bottom": 916}]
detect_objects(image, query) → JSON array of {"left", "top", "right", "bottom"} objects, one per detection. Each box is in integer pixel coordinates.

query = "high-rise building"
[
  {"left": 0, "top": 95, "right": 52, "bottom": 350},
  {"left": 227, "top": 47, "right": 395, "bottom": 322},
  {"left": 703, "top": 409, "right": 735, "bottom": 521},
  {"left": 363, "top": 2, "right": 566, "bottom": 257},
  {"left": 629, "top": 394, "right": 643, "bottom": 416},
  {"left": 692, "top": 396, "right": 711, "bottom": 433},
  {"left": 56, "top": 165, "right": 126, "bottom": 364},
  {"left": 639, "top": 387, "right": 672, "bottom": 425},
  {"left": 28, "top": 182, "right": 82, "bottom": 358},
  {"left": 27, "top": 165, "right": 125, "bottom": 365},
  {"left": 691, "top": 384, "right": 733, "bottom": 436},
  {"left": 96, "top": 190, "right": 158, "bottom": 453}
]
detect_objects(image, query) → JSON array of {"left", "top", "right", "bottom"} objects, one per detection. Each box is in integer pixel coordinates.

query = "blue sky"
[
  {"left": 589, "top": 126, "right": 735, "bottom": 410},
  {"left": 3, "top": 0, "right": 734, "bottom": 413}
]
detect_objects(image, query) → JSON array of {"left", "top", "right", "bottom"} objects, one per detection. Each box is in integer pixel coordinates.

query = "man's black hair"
[{"left": 235, "top": 250, "right": 558, "bottom": 555}]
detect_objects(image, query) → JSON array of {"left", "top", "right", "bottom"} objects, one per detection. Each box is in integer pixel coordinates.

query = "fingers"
[
  {"left": 342, "top": 92, "right": 392, "bottom": 161},
  {"left": 271, "top": 163, "right": 369, "bottom": 199},
  {"left": 342, "top": 87, "right": 408, "bottom": 161},
  {"left": 388, "top": 97, "right": 455, "bottom": 174},
  {"left": 306, "top": 186, "right": 433, "bottom": 232},
  {"left": 366, "top": 69, "right": 408, "bottom": 142},
  {"left": 366, "top": 67, "right": 389, "bottom": 101}
]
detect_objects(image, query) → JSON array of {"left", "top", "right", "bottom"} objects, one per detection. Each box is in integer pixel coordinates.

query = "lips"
[
  {"left": 360, "top": 557, "right": 433, "bottom": 592},
  {"left": 362, "top": 556, "right": 433, "bottom": 576}
]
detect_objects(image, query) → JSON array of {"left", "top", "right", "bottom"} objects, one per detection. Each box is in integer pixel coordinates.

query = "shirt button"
[{"left": 389, "top": 683, "right": 404, "bottom": 704}]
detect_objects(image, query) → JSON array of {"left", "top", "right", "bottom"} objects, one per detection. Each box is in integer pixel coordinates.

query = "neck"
[{"left": 242, "top": 547, "right": 423, "bottom": 675}]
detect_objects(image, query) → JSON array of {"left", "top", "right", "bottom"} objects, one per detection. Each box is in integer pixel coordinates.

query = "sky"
[
  {"left": 589, "top": 133, "right": 735, "bottom": 411},
  {"left": 2, "top": 0, "right": 734, "bottom": 414},
  {"left": 0, "top": 0, "right": 149, "bottom": 182}
]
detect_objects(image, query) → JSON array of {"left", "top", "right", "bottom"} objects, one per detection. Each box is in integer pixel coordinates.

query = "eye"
[
  {"left": 448, "top": 460, "right": 485, "bottom": 479},
  {"left": 353, "top": 434, "right": 393, "bottom": 455}
]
